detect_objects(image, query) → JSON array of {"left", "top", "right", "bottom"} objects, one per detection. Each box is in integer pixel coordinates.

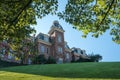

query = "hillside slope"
[{"left": 0, "top": 62, "right": 120, "bottom": 80}]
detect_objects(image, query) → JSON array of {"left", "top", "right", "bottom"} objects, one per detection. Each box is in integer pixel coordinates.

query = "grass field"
[{"left": 0, "top": 62, "right": 120, "bottom": 80}]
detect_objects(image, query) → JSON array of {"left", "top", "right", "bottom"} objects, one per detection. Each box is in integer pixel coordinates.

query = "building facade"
[
  {"left": 71, "top": 47, "right": 90, "bottom": 61},
  {"left": 0, "top": 20, "right": 89, "bottom": 64},
  {"left": 35, "top": 20, "right": 72, "bottom": 63}
]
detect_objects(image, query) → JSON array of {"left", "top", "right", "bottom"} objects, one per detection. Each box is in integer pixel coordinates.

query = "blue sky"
[{"left": 31, "top": 0, "right": 120, "bottom": 62}]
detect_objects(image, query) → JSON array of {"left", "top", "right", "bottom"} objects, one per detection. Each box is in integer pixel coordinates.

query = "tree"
[
  {"left": 33, "top": 54, "right": 47, "bottom": 64},
  {"left": 58, "top": 0, "right": 120, "bottom": 44},
  {"left": 0, "top": 0, "right": 58, "bottom": 42},
  {"left": 46, "top": 56, "right": 56, "bottom": 64},
  {"left": 88, "top": 53, "right": 102, "bottom": 62},
  {"left": 0, "top": 0, "right": 120, "bottom": 44}
]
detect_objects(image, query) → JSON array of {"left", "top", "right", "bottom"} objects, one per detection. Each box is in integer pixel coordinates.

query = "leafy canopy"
[
  {"left": 58, "top": 0, "right": 120, "bottom": 44},
  {"left": 0, "top": 0, "right": 58, "bottom": 42},
  {"left": 0, "top": 0, "right": 120, "bottom": 44}
]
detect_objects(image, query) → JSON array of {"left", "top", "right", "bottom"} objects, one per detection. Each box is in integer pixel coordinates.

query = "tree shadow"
[{"left": 0, "top": 64, "right": 120, "bottom": 79}]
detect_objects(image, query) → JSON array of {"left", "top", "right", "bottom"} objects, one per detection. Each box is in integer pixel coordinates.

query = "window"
[
  {"left": 57, "top": 35, "right": 62, "bottom": 42},
  {"left": 46, "top": 48, "right": 49, "bottom": 54},
  {"left": 81, "top": 50, "right": 83, "bottom": 54},
  {"left": 44, "top": 36, "right": 49, "bottom": 42},
  {"left": 58, "top": 46, "right": 63, "bottom": 53},
  {"left": 40, "top": 45, "right": 45, "bottom": 53},
  {"left": 74, "top": 49, "right": 78, "bottom": 53},
  {"left": 77, "top": 50, "right": 81, "bottom": 54},
  {"left": 66, "top": 53, "right": 69, "bottom": 59},
  {"left": 39, "top": 34, "right": 44, "bottom": 40}
]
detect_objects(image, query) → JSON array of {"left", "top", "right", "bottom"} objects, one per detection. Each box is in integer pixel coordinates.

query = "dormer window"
[
  {"left": 77, "top": 50, "right": 81, "bottom": 53},
  {"left": 39, "top": 33, "right": 49, "bottom": 42},
  {"left": 81, "top": 50, "right": 83, "bottom": 54},
  {"left": 39, "top": 34, "right": 44, "bottom": 40},
  {"left": 44, "top": 36, "right": 49, "bottom": 42}
]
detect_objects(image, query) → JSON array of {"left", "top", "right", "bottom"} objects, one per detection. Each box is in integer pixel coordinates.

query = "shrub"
[
  {"left": 0, "top": 59, "right": 24, "bottom": 68},
  {"left": 33, "top": 54, "right": 47, "bottom": 64},
  {"left": 88, "top": 54, "right": 102, "bottom": 62},
  {"left": 46, "top": 56, "right": 56, "bottom": 64}
]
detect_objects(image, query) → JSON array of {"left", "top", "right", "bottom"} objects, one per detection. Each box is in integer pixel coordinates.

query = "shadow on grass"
[{"left": 0, "top": 63, "right": 120, "bottom": 79}]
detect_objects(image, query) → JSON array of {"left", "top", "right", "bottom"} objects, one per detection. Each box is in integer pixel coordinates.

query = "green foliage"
[
  {"left": 0, "top": 59, "right": 23, "bottom": 68},
  {"left": 46, "top": 56, "right": 56, "bottom": 64},
  {"left": 33, "top": 55, "right": 56, "bottom": 64},
  {"left": 88, "top": 53, "right": 102, "bottom": 62},
  {"left": 33, "top": 55, "right": 47, "bottom": 64},
  {"left": 0, "top": 0, "right": 58, "bottom": 43},
  {"left": 58, "top": 0, "right": 120, "bottom": 44},
  {"left": 0, "top": 0, "right": 120, "bottom": 44},
  {"left": 72, "top": 52, "right": 102, "bottom": 63}
]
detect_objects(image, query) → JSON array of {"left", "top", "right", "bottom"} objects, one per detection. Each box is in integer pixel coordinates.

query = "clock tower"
[{"left": 48, "top": 20, "right": 65, "bottom": 63}]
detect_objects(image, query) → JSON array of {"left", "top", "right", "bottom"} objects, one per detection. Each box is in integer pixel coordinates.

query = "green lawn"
[{"left": 0, "top": 62, "right": 120, "bottom": 80}]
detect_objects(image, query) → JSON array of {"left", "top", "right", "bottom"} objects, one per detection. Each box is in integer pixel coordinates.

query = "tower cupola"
[{"left": 48, "top": 20, "right": 64, "bottom": 34}]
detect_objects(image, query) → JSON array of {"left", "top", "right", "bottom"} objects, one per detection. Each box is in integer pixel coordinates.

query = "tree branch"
[
  {"left": 97, "top": 0, "right": 115, "bottom": 30},
  {"left": 10, "top": 0, "right": 32, "bottom": 25},
  {"left": 0, "top": 0, "right": 22, "bottom": 3},
  {"left": 3, "top": 0, "right": 32, "bottom": 39}
]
